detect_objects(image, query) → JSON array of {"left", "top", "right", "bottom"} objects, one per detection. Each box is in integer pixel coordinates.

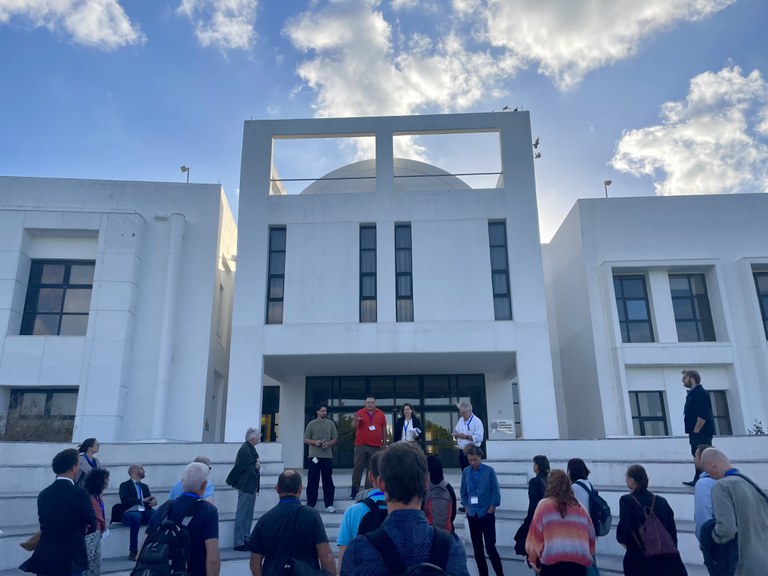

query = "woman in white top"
[
  {"left": 393, "top": 403, "right": 422, "bottom": 444},
  {"left": 568, "top": 458, "right": 600, "bottom": 576}
]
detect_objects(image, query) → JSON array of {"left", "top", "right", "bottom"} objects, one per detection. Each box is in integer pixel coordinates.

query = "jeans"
[
  {"left": 122, "top": 509, "right": 154, "bottom": 553},
  {"left": 306, "top": 458, "right": 335, "bottom": 507},
  {"left": 468, "top": 512, "right": 504, "bottom": 576}
]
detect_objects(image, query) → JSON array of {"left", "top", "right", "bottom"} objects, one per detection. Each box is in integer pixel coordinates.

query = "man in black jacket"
[
  {"left": 226, "top": 427, "right": 261, "bottom": 551},
  {"left": 22, "top": 448, "right": 96, "bottom": 576},
  {"left": 119, "top": 464, "right": 157, "bottom": 560},
  {"left": 682, "top": 369, "right": 715, "bottom": 486}
]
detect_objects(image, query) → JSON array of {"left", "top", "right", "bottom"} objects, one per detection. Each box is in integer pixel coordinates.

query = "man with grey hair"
[
  {"left": 226, "top": 428, "right": 261, "bottom": 551},
  {"left": 452, "top": 400, "right": 484, "bottom": 471},
  {"left": 144, "top": 462, "right": 221, "bottom": 576},
  {"left": 170, "top": 456, "right": 215, "bottom": 502},
  {"left": 700, "top": 448, "right": 768, "bottom": 575}
]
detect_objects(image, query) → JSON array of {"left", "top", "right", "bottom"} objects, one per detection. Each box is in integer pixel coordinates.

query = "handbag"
[{"left": 280, "top": 507, "right": 326, "bottom": 576}]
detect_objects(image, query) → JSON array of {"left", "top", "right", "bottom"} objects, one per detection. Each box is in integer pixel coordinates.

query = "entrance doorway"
[{"left": 305, "top": 374, "right": 486, "bottom": 469}]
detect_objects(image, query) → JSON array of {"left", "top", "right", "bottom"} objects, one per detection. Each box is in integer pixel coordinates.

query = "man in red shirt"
[{"left": 350, "top": 397, "right": 387, "bottom": 499}]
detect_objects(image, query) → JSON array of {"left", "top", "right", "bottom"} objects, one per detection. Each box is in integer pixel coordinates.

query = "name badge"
[
  {"left": 138, "top": 505, "right": 145, "bottom": 512},
  {"left": 312, "top": 457, "right": 319, "bottom": 464},
  {"left": 470, "top": 496, "right": 479, "bottom": 505},
  {"left": 369, "top": 425, "right": 376, "bottom": 431}
]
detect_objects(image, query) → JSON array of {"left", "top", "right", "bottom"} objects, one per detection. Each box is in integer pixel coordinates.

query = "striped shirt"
[{"left": 526, "top": 498, "right": 595, "bottom": 568}]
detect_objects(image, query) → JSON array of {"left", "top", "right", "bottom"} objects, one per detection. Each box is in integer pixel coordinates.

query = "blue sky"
[{"left": 1, "top": 0, "right": 766, "bottom": 240}]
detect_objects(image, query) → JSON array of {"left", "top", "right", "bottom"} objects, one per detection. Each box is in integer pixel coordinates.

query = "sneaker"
[
  {"left": 458, "top": 506, "right": 466, "bottom": 513},
  {"left": 682, "top": 480, "right": 696, "bottom": 487},
  {"left": 325, "top": 506, "right": 337, "bottom": 513},
  {"left": 128, "top": 551, "right": 137, "bottom": 562}
]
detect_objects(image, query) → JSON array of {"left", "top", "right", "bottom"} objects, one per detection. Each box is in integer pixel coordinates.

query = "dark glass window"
[
  {"left": 2, "top": 388, "right": 77, "bottom": 441},
  {"left": 395, "top": 224, "right": 413, "bottom": 322},
  {"left": 614, "top": 275, "right": 654, "bottom": 343},
  {"left": 266, "top": 227, "right": 286, "bottom": 324},
  {"left": 629, "top": 391, "right": 669, "bottom": 436},
  {"left": 709, "top": 391, "right": 732, "bottom": 436},
  {"left": 21, "top": 260, "right": 95, "bottom": 336},
  {"left": 754, "top": 271, "right": 768, "bottom": 340},
  {"left": 488, "top": 222, "right": 512, "bottom": 320},
  {"left": 360, "top": 225, "right": 377, "bottom": 322},
  {"left": 669, "top": 274, "right": 715, "bottom": 342}
]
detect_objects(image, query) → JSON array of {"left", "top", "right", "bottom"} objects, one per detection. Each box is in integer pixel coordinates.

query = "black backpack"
[
  {"left": 365, "top": 527, "right": 453, "bottom": 575},
  {"left": 130, "top": 499, "right": 199, "bottom": 576},
  {"left": 575, "top": 480, "right": 612, "bottom": 537},
  {"left": 356, "top": 497, "right": 388, "bottom": 535}
]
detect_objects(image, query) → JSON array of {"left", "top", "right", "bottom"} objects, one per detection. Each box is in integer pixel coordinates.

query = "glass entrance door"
[{"left": 305, "top": 374, "right": 486, "bottom": 468}]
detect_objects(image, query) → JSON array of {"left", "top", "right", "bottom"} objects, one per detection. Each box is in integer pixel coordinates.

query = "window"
[
  {"left": 2, "top": 388, "right": 77, "bottom": 441},
  {"left": 629, "top": 391, "right": 669, "bottom": 436},
  {"left": 709, "top": 391, "right": 732, "bottom": 436},
  {"left": 488, "top": 221, "right": 512, "bottom": 320},
  {"left": 395, "top": 224, "right": 413, "bottom": 322},
  {"left": 266, "top": 227, "right": 286, "bottom": 324},
  {"left": 669, "top": 274, "right": 715, "bottom": 342},
  {"left": 754, "top": 271, "right": 768, "bottom": 339},
  {"left": 360, "top": 225, "right": 377, "bottom": 322},
  {"left": 614, "top": 275, "right": 654, "bottom": 343},
  {"left": 21, "top": 260, "right": 95, "bottom": 336}
]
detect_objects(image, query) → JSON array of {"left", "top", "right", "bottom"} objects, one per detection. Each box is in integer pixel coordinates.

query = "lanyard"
[
  {"left": 466, "top": 415, "right": 474, "bottom": 434},
  {"left": 136, "top": 483, "right": 143, "bottom": 500},
  {"left": 403, "top": 419, "right": 410, "bottom": 437},
  {"left": 367, "top": 411, "right": 376, "bottom": 425},
  {"left": 97, "top": 495, "right": 105, "bottom": 519},
  {"left": 84, "top": 454, "right": 96, "bottom": 468}
]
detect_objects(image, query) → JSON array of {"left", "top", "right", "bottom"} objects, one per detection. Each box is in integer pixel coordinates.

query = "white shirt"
[
  {"left": 572, "top": 478, "right": 593, "bottom": 512},
  {"left": 454, "top": 414, "right": 484, "bottom": 449}
]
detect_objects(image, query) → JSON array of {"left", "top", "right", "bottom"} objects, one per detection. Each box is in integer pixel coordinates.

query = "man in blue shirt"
[
  {"left": 169, "top": 456, "right": 215, "bottom": 502},
  {"left": 461, "top": 444, "right": 503, "bottom": 576},
  {"left": 693, "top": 443, "right": 715, "bottom": 543},
  {"left": 342, "top": 442, "right": 469, "bottom": 576},
  {"left": 336, "top": 451, "right": 386, "bottom": 569}
]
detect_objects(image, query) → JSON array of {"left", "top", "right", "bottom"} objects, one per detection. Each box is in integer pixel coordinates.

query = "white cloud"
[
  {"left": 0, "top": 0, "right": 144, "bottom": 49},
  {"left": 612, "top": 66, "right": 768, "bottom": 195},
  {"left": 484, "top": 0, "right": 736, "bottom": 89},
  {"left": 177, "top": 0, "right": 257, "bottom": 52}
]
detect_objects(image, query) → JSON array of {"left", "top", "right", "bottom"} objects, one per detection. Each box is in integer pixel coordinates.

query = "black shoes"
[
  {"left": 458, "top": 506, "right": 466, "bottom": 513},
  {"left": 234, "top": 545, "right": 250, "bottom": 552},
  {"left": 350, "top": 489, "right": 358, "bottom": 500},
  {"left": 128, "top": 551, "right": 137, "bottom": 562},
  {"left": 682, "top": 480, "right": 696, "bottom": 487}
]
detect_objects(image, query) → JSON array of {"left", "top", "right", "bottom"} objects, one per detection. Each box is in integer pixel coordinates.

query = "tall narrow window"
[
  {"left": 613, "top": 275, "right": 654, "bottom": 343},
  {"left": 488, "top": 221, "right": 512, "bottom": 320},
  {"left": 669, "top": 273, "right": 715, "bottom": 342},
  {"left": 266, "top": 227, "right": 286, "bottom": 324},
  {"left": 629, "top": 391, "right": 669, "bottom": 436},
  {"left": 360, "top": 225, "right": 377, "bottom": 322},
  {"left": 21, "top": 260, "right": 95, "bottom": 336},
  {"left": 754, "top": 271, "right": 768, "bottom": 339},
  {"left": 709, "top": 391, "right": 732, "bottom": 436},
  {"left": 395, "top": 224, "right": 413, "bottom": 322}
]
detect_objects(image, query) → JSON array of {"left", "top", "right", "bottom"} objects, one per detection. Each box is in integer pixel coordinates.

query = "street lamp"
[
  {"left": 603, "top": 179, "right": 612, "bottom": 198},
  {"left": 180, "top": 165, "right": 190, "bottom": 183}
]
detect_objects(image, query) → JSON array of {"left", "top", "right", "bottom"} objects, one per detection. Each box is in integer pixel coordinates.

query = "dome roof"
[{"left": 300, "top": 158, "right": 471, "bottom": 194}]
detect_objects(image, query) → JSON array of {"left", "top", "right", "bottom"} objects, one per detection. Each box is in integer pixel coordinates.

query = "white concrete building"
[
  {"left": 0, "top": 177, "right": 236, "bottom": 443},
  {"left": 227, "top": 112, "right": 560, "bottom": 467},
  {"left": 544, "top": 194, "right": 768, "bottom": 440}
]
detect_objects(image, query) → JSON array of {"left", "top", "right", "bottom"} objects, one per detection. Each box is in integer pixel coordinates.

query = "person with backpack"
[
  {"left": 139, "top": 462, "right": 220, "bottom": 576},
  {"left": 616, "top": 464, "right": 687, "bottom": 576},
  {"left": 341, "top": 442, "right": 469, "bottom": 576},
  {"left": 425, "top": 456, "right": 456, "bottom": 533},
  {"left": 514, "top": 454, "right": 550, "bottom": 560},
  {"left": 525, "top": 469, "right": 596, "bottom": 576},
  {"left": 568, "top": 458, "right": 610, "bottom": 576}
]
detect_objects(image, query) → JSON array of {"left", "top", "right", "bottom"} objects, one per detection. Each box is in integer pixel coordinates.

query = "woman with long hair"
[
  {"left": 617, "top": 464, "right": 687, "bottom": 576},
  {"left": 567, "top": 458, "right": 600, "bottom": 576},
  {"left": 84, "top": 468, "right": 110, "bottom": 576},
  {"left": 514, "top": 454, "right": 551, "bottom": 558},
  {"left": 76, "top": 438, "right": 101, "bottom": 487},
  {"left": 526, "top": 469, "right": 595, "bottom": 575},
  {"left": 393, "top": 403, "right": 422, "bottom": 444}
]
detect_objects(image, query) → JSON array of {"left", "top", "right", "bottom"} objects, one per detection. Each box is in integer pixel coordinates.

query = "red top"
[{"left": 354, "top": 408, "right": 387, "bottom": 447}]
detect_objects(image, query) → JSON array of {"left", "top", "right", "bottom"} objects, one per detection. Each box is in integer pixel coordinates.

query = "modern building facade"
[
  {"left": 544, "top": 194, "right": 768, "bottom": 440},
  {"left": 0, "top": 177, "right": 236, "bottom": 443},
  {"left": 227, "top": 112, "right": 560, "bottom": 467}
]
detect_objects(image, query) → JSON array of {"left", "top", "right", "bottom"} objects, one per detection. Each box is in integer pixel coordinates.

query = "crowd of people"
[{"left": 18, "top": 377, "right": 768, "bottom": 576}]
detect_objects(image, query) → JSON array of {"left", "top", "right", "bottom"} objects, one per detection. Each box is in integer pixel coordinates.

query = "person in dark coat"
[
  {"left": 393, "top": 403, "right": 423, "bottom": 445},
  {"left": 514, "top": 455, "right": 550, "bottom": 558},
  {"left": 21, "top": 448, "right": 97, "bottom": 576},
  {"left": 119, "top": 464, "right": 156, "bottom": 561},
  {"left": 226, "top": 427, "right": 261, "bottom": 551},
  {"left": 617, "top": 464, "right": 688, "bottom": 576}
]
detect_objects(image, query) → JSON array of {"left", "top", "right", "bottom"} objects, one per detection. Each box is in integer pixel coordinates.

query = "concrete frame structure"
[
  {"left": 227, "top": 112, "right": 559, "bottom": 466},
  {"left": 544, "top": 194, "right": 768, "bottom": 439},
  {"left": 0, "top": 177, "right": 236, "bottom": 442}
]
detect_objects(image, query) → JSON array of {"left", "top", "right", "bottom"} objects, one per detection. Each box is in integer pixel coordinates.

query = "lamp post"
[
  {"left": 180, "top": 165, "right": 190, "bottom": 183},
  {"left": 603, "top": 179, "right": 612, "bottom": 198}
]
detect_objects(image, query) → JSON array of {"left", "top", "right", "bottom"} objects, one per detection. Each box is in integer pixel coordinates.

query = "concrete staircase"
[{"left": 2, "top": 436, "right": 766, "bottom": 575}]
